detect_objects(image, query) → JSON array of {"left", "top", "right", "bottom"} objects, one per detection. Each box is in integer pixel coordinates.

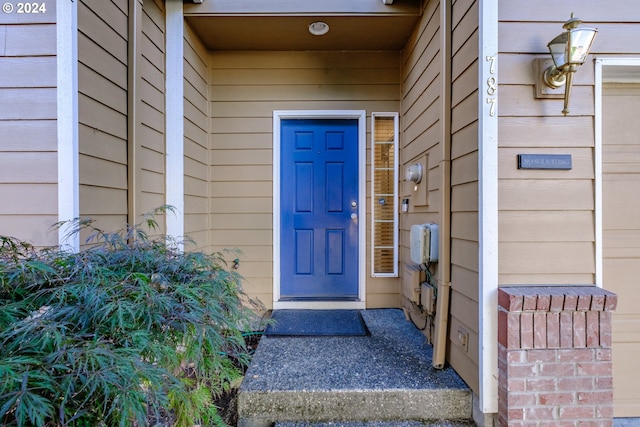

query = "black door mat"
[{"left": 264, "top": 309, "right": 369, "bottom": 337}]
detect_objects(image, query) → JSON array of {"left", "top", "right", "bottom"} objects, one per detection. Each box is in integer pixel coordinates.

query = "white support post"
[
  {"left": 165, "top": 0, "right": 184, "bottom": 249},
  {"left": 57, "top": 0, "right": 79, "bottom": 251},
  {"left": 478, "top": 0, "right": 499, "bottom": 415}
]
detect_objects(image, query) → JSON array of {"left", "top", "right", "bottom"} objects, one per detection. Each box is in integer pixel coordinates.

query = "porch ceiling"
[{"left": 183, "top": 0, "right": 422, "bottom": 51}]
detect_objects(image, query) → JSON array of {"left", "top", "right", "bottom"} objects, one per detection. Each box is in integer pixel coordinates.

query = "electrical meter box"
[{"left": 410, "top": 223, "right": 439, "bottom": 264}]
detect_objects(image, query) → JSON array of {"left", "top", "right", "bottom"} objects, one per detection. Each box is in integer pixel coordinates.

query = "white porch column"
[
  {"left": 57, "top": 0, "right": 79, "bottom": 251},
  {"left": 165, "top": 0, "right": 185, "bottom": 248},
  {"left": 478, "top": 0, "right": 499, "bottom": 415}
]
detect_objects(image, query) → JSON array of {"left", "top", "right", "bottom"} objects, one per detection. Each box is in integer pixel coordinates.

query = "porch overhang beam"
[{"left": 183, "top": 0, "right": 421, "bottom": 16}]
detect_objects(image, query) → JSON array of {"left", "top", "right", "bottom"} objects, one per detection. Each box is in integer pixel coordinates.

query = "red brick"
[
  {"left": 558, "top": 348, "right": 595, "bottom": 362},
  {"left": 590, "top": 294, "right": 605, "bottom": 311},
  {"left": 521, "top": 312, "right": 534, "bottom": 349},
  {"left": 503, "top": 420, "right": 529, "bottom": 427},
  {"left": 578, "top": 390, "right": 613, "bottom": 404},
  {"left": 498, "top": 386, "right": 508, "bottom": 405},
  {"left": 526, "top": 378, "right": 556, "bottom": 391},
  {"left": 508, "top": 392, "right": 537, "bottom": 408},
  {"left": 534, "top": 312, "right": 547, "bottom": 348},
  {"left": 523, "top": 292, "right": 538, "bottom": 311},
  {"left": 559, "top": 405, "right": 595, "bottom": 420},
  {"left": 573, "top": 311, "right": 586, "bottom": 348},
  {"left": 539, "top": 362, "right": 576, "bottom": 377},
  {"left": 599, "top": 311, "right": 612, "bottom": 347},
  {"left": 586, "top": 310, "right": 600, "bottom": 347},
  {"left": 499, "top": 287, "right": 524, "bottom": 311},
  {"left": 595, "top": 376, "right": 613, "bottom": 390},
  {"left": 498, "top": 287, "right": 618, "bottom": 427},
  {"left": 509, "top": 363, "right": 537, "bottom": 378},
  {"left": 564, "top": 294, "right": 578, "bottom": 311},
  {"left": 498, "top": 358, "right": 507, "bottom": 375},
  {"left": 508, "top": 350, "right": 527, "bottom": 363},
  {"left": 558, "top": 376, "right": 595, "bottom": 391},
  {"left": 525, "top": 406, "right": 557, "bottom": 420},
  {"left": 560, "top": 311, "right": 573, "bottom": 347},
  {"left": 547, "top": 312, "right": 560, "bottom": 348},
  {"left": 595, "top": 348, "right": 612, "bottom": 362},
  {"left": 508, "top": 312, "right": 522, "bottom": 349},
  {"left": 578, "top": 421, "right": 612, "bottom": 427},
  {"left": 499, "top": 342, "right": 507, "bottom": 360},
  {"left": 577, "top": 292, "right": 592, "bottom": 311},
  {"left": 539, "top": 391, "right": 576, "bottom": 405},
  {"left": 534, "top": 293, "right": 550, "bottom": 311},
  {"left": 498, "top": 308, "right": 508, "bottom": 347},
  {"left": 508, "top": 408, "right": 525, "bottom": 420},
  {"left": 596, "top": 405, "right": 614, "bottom": 419},
  {"left": 604, "top": 294, "right": 617, "bottom": 311},
  {"left": 550, "top": 294, "right": 565, "bottom": 312},
  {"left": 540, "top": 422, "right": 575, "bottom": 427},
  {"left": 577, "top": 361, "right": 612, "bottom": 376},
  {"left": 527, "top": 349, "right": 556, "bottom": 363},
  {"left": 508, "top": 378, "right": 526, "bottom": 392}
]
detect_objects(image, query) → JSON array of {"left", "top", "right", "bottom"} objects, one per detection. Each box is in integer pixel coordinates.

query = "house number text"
[{"left": 486, "top": 55, "right": 497, "bottom": 117}]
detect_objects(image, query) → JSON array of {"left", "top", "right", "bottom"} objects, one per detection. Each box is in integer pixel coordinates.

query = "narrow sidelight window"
[{"left": 371, "top": 113, "right": 399, "bottom": 277}]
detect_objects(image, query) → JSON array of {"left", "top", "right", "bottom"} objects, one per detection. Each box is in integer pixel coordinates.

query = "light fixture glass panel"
[
  {"left": 548, "top": 32, "right": 569, "bottom": 69},
  {"left": 567, "top": 28, "right": 597, "bottom": 64}
]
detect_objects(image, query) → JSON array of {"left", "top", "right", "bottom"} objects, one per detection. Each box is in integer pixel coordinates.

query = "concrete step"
[
  {"left": 238, "top": 310, "right": 474, "bottom": 427},
  {"left": 276, "top": 422, "right": 476, "bottom": 427}
]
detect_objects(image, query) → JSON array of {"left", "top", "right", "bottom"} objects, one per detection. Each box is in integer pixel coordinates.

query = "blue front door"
[{"left": 280, "top": 119, "right": 359, "bottom": 300}]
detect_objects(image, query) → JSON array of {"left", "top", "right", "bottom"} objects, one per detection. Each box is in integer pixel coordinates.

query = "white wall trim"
[
  {"left": 165, "top": 0, "right": 184, "bottom": 248},
  {"left": 478, "top": 0, "right": 499, "bottom": 414},
  {"left": 272, "top": 110, "right": 367, "bottom": 310},
  {"left": 594, "top": 57, "right": 640, "bottom": 287},
  {"left": 57, "top": 0, "right": 79, "bottom": 251}
]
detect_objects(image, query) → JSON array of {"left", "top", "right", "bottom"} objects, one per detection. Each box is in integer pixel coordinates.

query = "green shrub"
[{"left": 0, "top": 209, "right": 257, "bottom": 426}]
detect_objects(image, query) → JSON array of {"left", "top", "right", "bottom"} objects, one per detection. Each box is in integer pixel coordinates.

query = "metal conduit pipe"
[{"left": 432, "top": 0, "right": 452, "bottom": 370}]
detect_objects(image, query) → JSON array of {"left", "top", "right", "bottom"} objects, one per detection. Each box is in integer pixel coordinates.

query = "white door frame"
[
  {"left": 594, "top": 57, "right": 640, "bottom": 288},
  {"left": 272, "top": 110, "right": 367, "bottom": 310}
]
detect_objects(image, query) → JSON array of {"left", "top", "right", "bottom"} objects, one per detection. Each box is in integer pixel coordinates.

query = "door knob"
[{"left": 351, "top": 213, "right": 358, "bottom": 220}]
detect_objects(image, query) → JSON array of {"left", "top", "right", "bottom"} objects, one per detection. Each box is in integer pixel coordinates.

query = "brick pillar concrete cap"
[{"left": 498, "top": 286, "right": 617, "bottom": 312}]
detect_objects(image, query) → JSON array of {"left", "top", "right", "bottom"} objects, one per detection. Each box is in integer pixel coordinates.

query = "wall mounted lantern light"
[{"left": 541, "top": 14, "right": 597, "bottom": 115}]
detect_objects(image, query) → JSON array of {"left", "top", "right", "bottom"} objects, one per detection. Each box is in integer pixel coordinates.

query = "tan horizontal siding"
[
  {"left": 77, "top": 0, "right": 129, "bottom": 236},
  {"left": 136, "top": 0, "right": 165, "bottom": 233},
  {"left": 498, "top": 0, "right": 640, "bottom": 22},
  {"left": 449, "top": 0, "right": 480, "bottom": 395},
  {"left": 497, "top": 1, "right": 601, "bottom": 287},
  {"left": 78, "top": 1, "right": 127, "bottom": 64},
  {"left": 0, "top": 88, "right": 56, "bottom": 119},
  {"left": 500, "top": 21, "right": 640, "bottom": 55},
  {"left": 0, "top": 152, "right": 56, "bottom": 183},
  {"left": 210, "top": 50, "right": 400, "bottom": 309},
  {"left": 0, "top": 57, "right": 56, "bottom": 88},
  {"left": 0, "top": 184, "right": 57, "bottom": 214},
  {"left": 0, "top": 17, "right": 57, "bottom": 246},
  {"left": 499, "top": 116, "right": 594, "bottom": 148},
  {"left": 499, "top": 180, "right": 594, "bottom": 211},
  {"left": 184, "top": 22, "right": 209, "bottom": 251},
  {"left": 0, "top": 120, "right": 56, "bottom": 152},
  {"left": 4, "top": 24, "right": 56, "bottom": 56}
]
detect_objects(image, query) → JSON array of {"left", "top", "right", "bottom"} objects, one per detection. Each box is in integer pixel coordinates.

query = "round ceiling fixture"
[{"left": 308, "top": 21, "right": 329, "bottom": 36}]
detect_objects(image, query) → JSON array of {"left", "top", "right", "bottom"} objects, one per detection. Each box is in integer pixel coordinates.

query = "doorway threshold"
[{"left": 273, "top": 300, "right": 365, "bottom": 310}]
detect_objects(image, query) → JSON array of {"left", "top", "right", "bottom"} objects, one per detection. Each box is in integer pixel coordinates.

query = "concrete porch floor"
[{"left": 238, "top": 309, "right": 475, "bottom": 426}]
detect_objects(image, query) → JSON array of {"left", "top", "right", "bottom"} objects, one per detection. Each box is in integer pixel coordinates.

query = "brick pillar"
[{"left": 498, "top": 286, "right": 617, "bottom": 427}]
